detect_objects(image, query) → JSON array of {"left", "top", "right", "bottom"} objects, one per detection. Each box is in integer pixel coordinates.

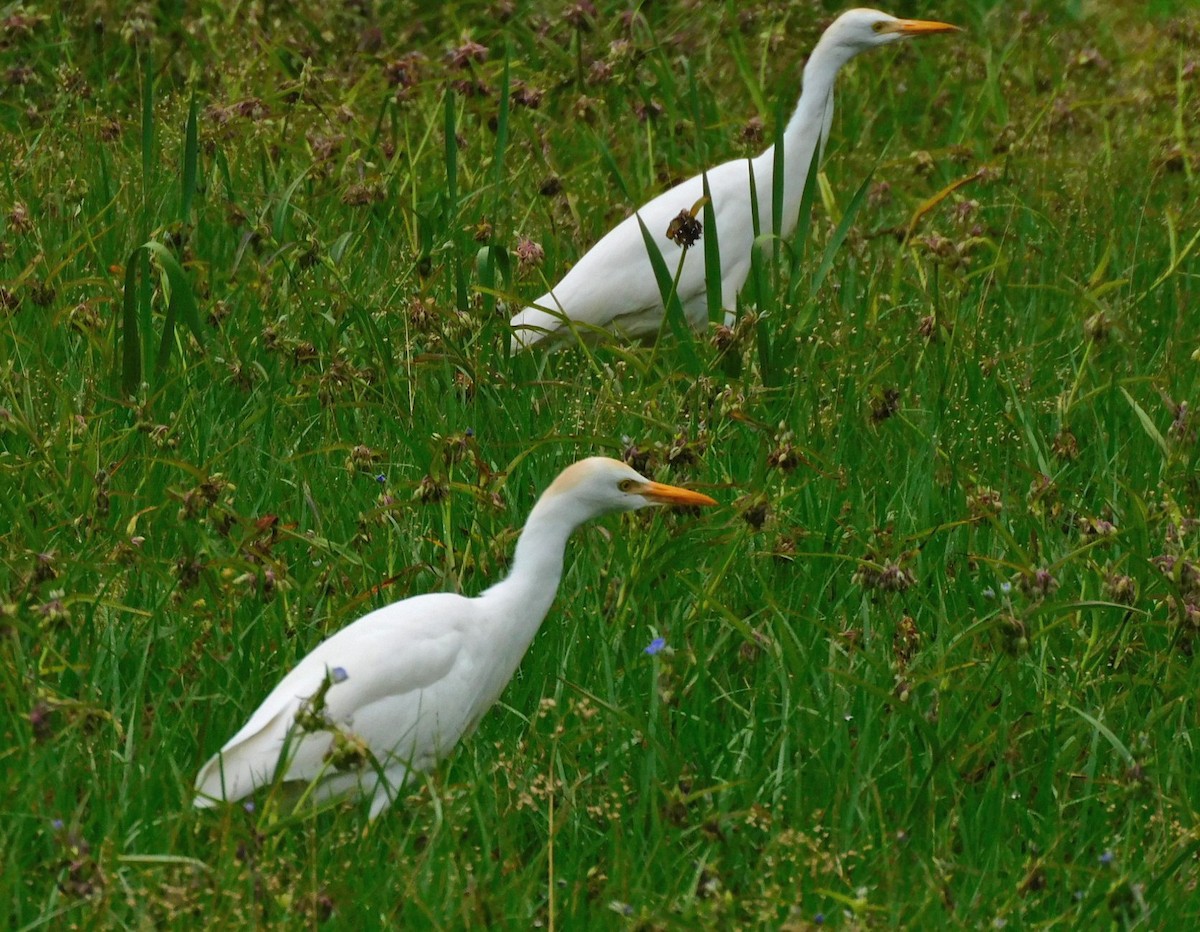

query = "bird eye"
[
  {"left": 871, "top": 20, "right": 886, "bottom": 33},
  {"left": 618, "top": 479, "right": 639, "bottom": 493}
]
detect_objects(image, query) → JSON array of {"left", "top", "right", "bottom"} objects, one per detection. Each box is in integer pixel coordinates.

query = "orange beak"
[
  {"left": 887, "top": 18, "right": 961, "bottom": 36},
  {"left": 639, "top": 482, "right": 718, "bottom": 508}
]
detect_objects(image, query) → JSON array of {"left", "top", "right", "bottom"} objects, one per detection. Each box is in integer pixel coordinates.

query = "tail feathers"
[
  {"left": 194, "top": 705, "right": 412, "bottom": 819},
  {"left": 509, "top": 305, "right": 565, "bottom": 352},
  {"left": 194, "top": 702, "right": 331, "bottom": 807},
  {"left": 307, "top": 765, "right": 410, "bottom": 820}
]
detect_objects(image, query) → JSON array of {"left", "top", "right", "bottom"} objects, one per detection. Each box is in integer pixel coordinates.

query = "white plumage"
[
  {"left": 194, "top": 457, "right": 717, "bottom": 819},
  {"left": 509, "top": 8, "right": 958, "bottom": 350}
]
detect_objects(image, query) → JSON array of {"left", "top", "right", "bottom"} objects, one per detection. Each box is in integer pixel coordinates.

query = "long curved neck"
[
  {"left": 757, "top": 33, "right": 862, "bottom": 238},
  {"left": 479, "top": 492, "right": 587, "bottom": 648}
]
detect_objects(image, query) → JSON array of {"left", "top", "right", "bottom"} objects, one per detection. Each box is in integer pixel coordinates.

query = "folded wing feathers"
[{"left": 194, "top": 594, "right": 470, "bottom": 808}]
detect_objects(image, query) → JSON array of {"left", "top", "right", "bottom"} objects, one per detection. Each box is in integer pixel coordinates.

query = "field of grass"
[{"left": 3, "top": 0, "right": 1199, "bottom": 927}]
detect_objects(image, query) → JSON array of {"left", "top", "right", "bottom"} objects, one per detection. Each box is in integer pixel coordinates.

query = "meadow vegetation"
[{"left": 2, "top": 0, "right": 1199, "bottom": 926}]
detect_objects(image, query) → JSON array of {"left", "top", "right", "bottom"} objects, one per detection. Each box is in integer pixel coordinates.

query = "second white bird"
[
  {"left": 194, "top": 457, "right": 717, "bottom": 819},
  {"left": 509, "top": 8, "right": 959, "bottom": 350}
]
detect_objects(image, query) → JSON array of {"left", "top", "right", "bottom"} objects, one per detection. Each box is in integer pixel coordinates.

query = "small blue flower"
[
  {"left": 1000, "top": 581, "right": 1013, "bottom": 595},
  {"left": 375, "top": 473, "right": 386, "bottom": 483},
  {"left": 464, "top": 427, "right": 475, "bottom": 438},
  {"left": 1099, "top": 850, "right": 1114, "bottom": 865},
  {"left": 814, "top": 914, "right": 825, "bottom": 926},
  {"left": 982, "top": 587, "right": 996, "bottom": 599},
  {"left": 51, "top": 818, "right": 64, "bottom": 831},
  {"left": 331, "top": 666, "right": 349, "bottom": 684},
  {"left": 644, "top": 637, "right": 666, "bottom": 655},
  {"left": 243, "top": 801, "right": 255, "bottom": 814}
]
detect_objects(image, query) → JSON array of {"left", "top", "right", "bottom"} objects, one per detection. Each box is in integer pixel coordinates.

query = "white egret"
[
  {"left": 509, "top": 8, "right": 959, "bottom": 350},
  {"left": 194, "top": 457, "right": 717, "bottom": 819}
]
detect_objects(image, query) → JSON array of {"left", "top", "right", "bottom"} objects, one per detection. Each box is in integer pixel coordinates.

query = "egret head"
[
  {"left": 825, "top": 8, "right": 960, "bottom": 53},
  {"left": 546, "top": 457, "right": 717, "bottom": 518}
]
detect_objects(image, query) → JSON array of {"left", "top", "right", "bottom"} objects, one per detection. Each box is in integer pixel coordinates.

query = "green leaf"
[
  {"left": 636, "top": 214, "right": 698, "bottom": 366},
  {"left": 770, "top": 96, "right": 787, "bottom": 261},
  {"left": 181, "top": 90, "right": 199, "bottom": 226},
  {"left": 444, "top": 89, "right": 458, "bottom": 217},
  {"left": 789, "top": 144, "right": 822, "bottom": 275},
  {"left": 140, "top": 47, "right": 154, "bottom": 208},
  {"left": 1119, "top": 386, "right": 1169, "bottom": 458},
  {"left": 115, "top": 241, "right": 205, "bottom": 395},
  {"left": 117, "top": 251, "right": 142, "bottom": 395},
  {"left": 701, "top": 172, "right": 723, "bottom": 324},
  {"left": 809, "top": 167, "right": 875, "bottom": 298},
  {"left": 272, "top": 168, "right": 310, "bottom": 243},
  {"left": 596, "top": 139, "right": 633, "bottom": 204},
  {"left": 492, "top": 48, "right": 511, "bottom": 188},
  {"left": 145, "top": 240, "right": 204, "bottom": 352}
]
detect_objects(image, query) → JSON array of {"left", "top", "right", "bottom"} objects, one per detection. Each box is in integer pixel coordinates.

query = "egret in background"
[
  {"left": 194, "top": 457, "right": 717, "bottom": 819},
  {"left": 510, "top": 8, "right": 959, "bottom": 350}
]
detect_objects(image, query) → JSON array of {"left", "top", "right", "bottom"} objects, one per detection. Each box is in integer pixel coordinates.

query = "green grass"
[{"left": 3, "top": 0, "right": 1199, "bottom": 927}]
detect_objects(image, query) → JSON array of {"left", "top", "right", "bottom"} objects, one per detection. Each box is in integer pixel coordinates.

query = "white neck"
[
  {"left": 477, "top": 490, "right": 592, "bottom": 660},
  {"left": 754, "top": 30, "right": 864, "bottom": 238}
]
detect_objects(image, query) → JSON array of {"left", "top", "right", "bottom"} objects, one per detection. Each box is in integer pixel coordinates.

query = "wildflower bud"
[
  {"left": 1103, "top": 573, "right": 1137, "bottom": 605},
  {"left": 515, "top": 236, "right": 545, "bottom": 271},
  {"left": 1017, "top": 567, "right": 1060, "bottom": 599},
  {"left": 666, "top": 209, "right": 702, "bottom": 248}
]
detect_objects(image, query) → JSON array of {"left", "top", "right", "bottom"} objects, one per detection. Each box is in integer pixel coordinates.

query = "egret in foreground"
[
  {"left": 510, "top": 8, "right": 959, "bottom": 350},
  {"left": 194, "top": 457, "right": 717, "bottom": 819}
]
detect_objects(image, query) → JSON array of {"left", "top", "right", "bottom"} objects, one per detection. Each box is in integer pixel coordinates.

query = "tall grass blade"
[
  {"left": 115, "top": 242, "right": 205, "bottom": 394},
  {"left": 140, "top": 48, "right": 154, "bottom": 210},
  {"left": 788, "top": 146, "right": 822, "bottom": 278},
  {"left": 701, "top": 172, "right": 722, "bottom": 324},
  {"left": 770, "top": 97, "right": 787, "bottom": 261},
  {"left": 272, "top": 169, "right": 310, "bottom": 243},
  {"left": 492, "top": 48, "right": 511, "bottom": 189},
  {"left": 444, "top": 89, "right": 458, "bottom": 217},
  {"left": 636, "top": 214, "right": 698, "bottom": 366},
  {"left": 117, "top": 252, "right": 142, "bottom": 395},
  {"left": 1119, "top": 386, "right": 1169, "bottom": 458},
  {"left": 596, "top": 139, "right": 634, "bottom": 203},
  {"left": 808, "top": 168, "right": 874, "bottom": 298},
  {"left": 181, "top": 90, "right": 199, "bottom": 225}
]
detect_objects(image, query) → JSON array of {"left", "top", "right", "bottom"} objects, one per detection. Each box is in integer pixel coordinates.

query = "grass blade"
[
  {"left": 115, "top": 242, "right": 205, "bottom": 393},
  {"left": 701, "top": 171, "right": 722, "bottom": 324},
  {"left": 788, "top": 144, "right": 821, "bottom": 277},
  {"left": 808, "top": 167, "right": 875, "bottom": 298},
  {"left": 1119, "top": 386, "right": 1169, "bottom": 458},
  {"left": 272, "top": 168, "right": 310, "bottom": 243},
  {"left": 181, "top": 90, "right": 199, "bottom": 225},
  {"left": 140, "top": 47, "right": 154, "bottom": 210},
  {"left": 117, "top": 251, "right": 142, "bottom": 395},
  {"left": 770, "top": 96, "right": 787, "bottom": 259},
  {"left": 492, "top": 47, "right": 511, "bottom": 189},
  {"left": 595, "top": 138, "right": 633, "bottom": 203},
  {"left": 146, "top": 241, "right": 204, "bottom": 345},
  {"left": 444, "top": 89, "right": 457, "bottom": 218},
  {"left": 635, "top": 214, "right": 698, "bottom": 365}
]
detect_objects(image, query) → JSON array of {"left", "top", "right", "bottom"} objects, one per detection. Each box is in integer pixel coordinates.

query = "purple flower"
[
  {"left": 1100, "top": 850, "right": 1114, "bottom": 865},
  {"left": 51, "top": 818, "right": 64, "bottom": 831},
  {"left": 243, "top": 801, "right": 255, "bottom": 813},
  {"left": 814, "top": 914, "right": 825, "bottom": 926},
  {"left": 331, "top": 666, "right": 349, "bottom": 684},
  {"left": 644, "top": 637, "right": 666, "bottom": 655},
  {"left": 375, "top": 474, "right": 386, "bottom": 483}
]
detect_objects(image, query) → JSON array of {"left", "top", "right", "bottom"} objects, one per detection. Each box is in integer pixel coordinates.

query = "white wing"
[
  {"left": 510, "top": 154, "right": 769, "bottom": 349},
  {"left": 194, "top": 592, "right": 477, "bottom": 807}
]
